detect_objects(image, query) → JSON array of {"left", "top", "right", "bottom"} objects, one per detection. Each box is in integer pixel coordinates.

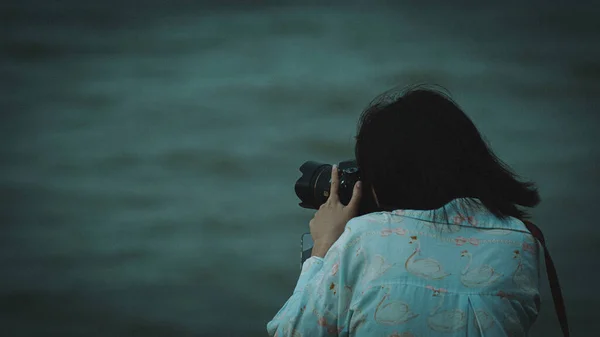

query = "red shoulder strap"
[{"left": 522, "top": 220, "right": 570, "bottom": 337}]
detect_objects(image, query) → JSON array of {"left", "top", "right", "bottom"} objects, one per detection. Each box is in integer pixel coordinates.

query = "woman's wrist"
[{"left": 311, "top": 241, "right": 334, "bottom": 257}]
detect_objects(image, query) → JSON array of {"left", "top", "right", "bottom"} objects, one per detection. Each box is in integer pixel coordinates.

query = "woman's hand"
[{"left": 310, "top": 165, "right": 362, "bottom": 257}]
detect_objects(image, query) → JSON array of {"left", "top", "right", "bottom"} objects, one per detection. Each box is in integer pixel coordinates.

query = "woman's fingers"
[
  {"left": 328, "top": 165, "right": 339, "bottom": 203},
  {"left": 346, "top": 181, "right": 362, "bottom": 212}
]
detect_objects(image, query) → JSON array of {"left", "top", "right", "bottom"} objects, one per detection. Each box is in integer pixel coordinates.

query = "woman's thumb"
[{"left": 346, "top": 181, "right": 362, "bottom": 210}]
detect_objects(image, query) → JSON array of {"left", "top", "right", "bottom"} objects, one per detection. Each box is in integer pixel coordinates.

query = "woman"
[{"left": 267, "top": 86, "right": 541, "bottom": 336}]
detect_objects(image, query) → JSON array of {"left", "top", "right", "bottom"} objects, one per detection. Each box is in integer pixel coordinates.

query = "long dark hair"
[{"left": 354, "top": 85, "right": 540, "bottom": 221}]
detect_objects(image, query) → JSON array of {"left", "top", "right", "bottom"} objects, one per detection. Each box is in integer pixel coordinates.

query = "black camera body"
[{"left": 294, "top": 160, "right": 361, "bottom": 210}]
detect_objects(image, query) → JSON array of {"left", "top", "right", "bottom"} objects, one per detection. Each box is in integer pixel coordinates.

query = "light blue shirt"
[{"left": 267, "top": 198, "right": 540, "bottom": 336}]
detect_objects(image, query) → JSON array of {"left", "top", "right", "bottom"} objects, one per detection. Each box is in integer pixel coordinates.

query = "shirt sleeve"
[{"left": 267, "top": 226, "right": 356, "bottom": 337}]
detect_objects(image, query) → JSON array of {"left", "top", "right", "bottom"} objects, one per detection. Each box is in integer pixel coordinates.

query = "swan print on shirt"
[
  {"left": 405, "top": 236, "right": 451, "bottom": 280},
  {"left": 474, "top": 309, "right": 495, "bottom": 331},
  {"left": 512, "top": 249, "right": 536, "bottom": 294},
  {"left": 459, "top": 250, "right": 503, "bottom": 287},
  {"left": 355, "top": 249, "right": 395, "bottom": 292},
  {"left": 426, "top": 286, "right": 467, "bottom": 332},
  {"left": 267, "top": 198, "right": 542, "bottom": 337},
  {"left": 374, "top": 288, "right": 419, "bottom": 325}
]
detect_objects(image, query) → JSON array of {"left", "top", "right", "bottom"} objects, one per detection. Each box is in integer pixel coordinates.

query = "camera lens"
[{"left": 294, "top": 161, "right": 332, "bottom": 209}]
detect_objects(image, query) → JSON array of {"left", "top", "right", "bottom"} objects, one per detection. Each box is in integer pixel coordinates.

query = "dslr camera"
[{"left": 294, "top": 159, "right": 361, "bottom": 210}]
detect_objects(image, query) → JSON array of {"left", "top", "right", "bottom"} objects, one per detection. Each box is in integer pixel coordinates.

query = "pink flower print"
[
  {"left": 522, "top": 242, "right": 535, "bottom": 254},
  {"left": 381, "top": 229, "right": 393, "bottom": 237},
  {"left": 453, "top": 214, "right": 466, "bottom": 224},
  {"left": 454, "top": 236, "right": 480, "bottom": 246},
  {"left": 318, "top": 316, "right": 328, "bottom": 327},
  {"left": 394, "top": 228, "right": 407, "bottom": 235},
  {"left": 467, "top": 216, "right": 478, "bottom": 226},
  {"left": 331, "top": 262, "right": 340, "bottom": 276},
  {"left": 453, "top": 214, "right": 478, "bottom": 226},
  {"left": 455, "top": 237, "right": 467, "bottom": 245},
  {"left": 381, "top": 228, "right": 407, "bottom": 237}
]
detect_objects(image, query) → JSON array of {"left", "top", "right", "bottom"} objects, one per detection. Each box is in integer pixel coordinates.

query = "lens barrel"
[{"left": 294, "top": 161, "right": 332, "bottom": 209}]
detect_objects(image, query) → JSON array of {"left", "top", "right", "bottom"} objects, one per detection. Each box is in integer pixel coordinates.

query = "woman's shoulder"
[
  {"left": 340, "top": 211, "right": 415, "bottom": 242},
  {"left": 346, "top": 212, "right": 390, "bottom": 232}
]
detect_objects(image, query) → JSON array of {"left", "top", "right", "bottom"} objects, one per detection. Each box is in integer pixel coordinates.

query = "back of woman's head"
[{"left": 355, "top": 85, "right": 540, "bottom": 220}]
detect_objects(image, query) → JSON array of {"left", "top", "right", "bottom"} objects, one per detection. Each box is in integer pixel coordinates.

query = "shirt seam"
[{"left": 366, "top": 280, "right": 533, "bottom": 300}]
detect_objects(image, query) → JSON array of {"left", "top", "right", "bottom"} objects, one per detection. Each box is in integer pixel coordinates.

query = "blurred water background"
[{"left": 1, "top": 0, "right": 599, "bottom": 336}]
